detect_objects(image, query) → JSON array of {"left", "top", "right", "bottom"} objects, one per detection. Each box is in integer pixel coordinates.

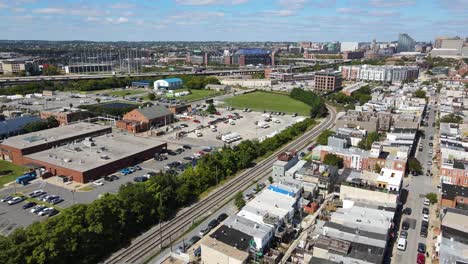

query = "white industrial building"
[
  {"left": 340, "top": 42, "right": 361, "bottom": 52},
  {"left": 153, "top": 78, "right": 183, "bottom": 90}
]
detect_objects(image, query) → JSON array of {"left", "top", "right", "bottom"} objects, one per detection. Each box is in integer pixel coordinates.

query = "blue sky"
[{"left": 0, "top": 0, "right": 466, "bottom": 42}]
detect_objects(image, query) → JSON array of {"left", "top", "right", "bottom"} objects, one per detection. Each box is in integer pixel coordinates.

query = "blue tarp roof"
[
  {"left": 0, "top": 115, "right": 41, "bottom": 136},
  {"left": 162, "top": 78, "right": 183, "bottom": 83}
]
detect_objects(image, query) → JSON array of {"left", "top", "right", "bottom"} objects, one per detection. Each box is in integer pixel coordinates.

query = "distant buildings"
[
  {"left": 314, "top": 70, "right": 342, "bottom": 92},
  {"left": 431, "top": 36, "right": 468, "bottom": 58},
  {"left": 224, "top": 49, "right": 273, "bottom": 66},
  {"left": 397, "top": 33, "right": 416, "bottom": 52},
  {"left": 340, "top": 42, "right": 362, "bottom": 52},
  {"left": 40, "top": 107, "right": 91, "bottom": 125},
  {"left": 0, "top": 58, "right": 39, "bottom": 75},
  {"left": 64, "top": 63, "right": 113, "bottom": 74},
  {"left": 339, "top": 65, "right": 419, "bottom": 84}
]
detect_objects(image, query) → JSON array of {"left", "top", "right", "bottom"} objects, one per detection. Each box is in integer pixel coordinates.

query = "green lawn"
[
  {"left": 0, "top": 160, "right": 29, "bottom": 187},
  {"left": 167, "top": 89, "right": 222, "bottom": 101},
  {"left": 224, "top": 91, "right": 311, "bottom": 115}
]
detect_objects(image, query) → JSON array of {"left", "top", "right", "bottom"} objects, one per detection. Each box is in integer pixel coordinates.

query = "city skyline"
[{"left": 0, "top": 0, "right": 467, "bottom": 42}]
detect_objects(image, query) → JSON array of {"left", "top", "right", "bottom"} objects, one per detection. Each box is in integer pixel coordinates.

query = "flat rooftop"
[
  {"left": 1, "top": 122, "right": 110, "bottom": 150},
  {"left": 25, "top": 133, "right": 166, "bottom": 172}
]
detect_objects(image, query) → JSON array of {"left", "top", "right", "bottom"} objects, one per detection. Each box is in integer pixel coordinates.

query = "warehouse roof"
[
  {"left": 235, "top": 48, "right": 270, "bottom": 56},
  {"left": 1, "top": 122, "right": 110, "bottom": 150},
  {"left": 134, "top": 105, "right": 173, "bottom": 120},
  {"left": 157, "top": 78, "right": 182, "bottom": 83},
  {"left": 25, "top": 133, "right": 166, "bottom": 172}
]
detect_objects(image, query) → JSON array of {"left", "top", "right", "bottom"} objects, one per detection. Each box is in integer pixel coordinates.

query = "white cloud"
[
  {"left": 0, "top": 2, "right": 7, "bottom": 9},
  {"left": 369, "top": 0, "right": 415, "bottom": 8},
  {"left": 104, "top": 17, "right": 129, "bottom": 24},
  {"left": 32, "top": 8, "right": 65, "bottom": 14},
  {"left": 263, "top": 10, "right": 295, "bottom": 17},
  {"left": 110, "top": 3, "right": 136, "bottom": 9},
  {"left": 279, "top": 0, "right": 306, "bottom": 9}
]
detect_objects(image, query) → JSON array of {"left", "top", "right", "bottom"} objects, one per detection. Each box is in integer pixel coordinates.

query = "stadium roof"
[{"left": 235, "top": 48, "right": 270, "bottom": 56}]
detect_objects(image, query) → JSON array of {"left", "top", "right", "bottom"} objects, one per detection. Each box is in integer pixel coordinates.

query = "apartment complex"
[{"left": 339, "top": 65, "right": 419, "bottom": 84}]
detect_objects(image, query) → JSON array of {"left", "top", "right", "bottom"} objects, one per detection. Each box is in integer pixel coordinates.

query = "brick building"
[
  {"left": 116, "top": 105, "right": 174, "bottom": 133},
  {"left": 441, "top": 183, "right": 468, "bottom": 210},
  {"left": 440, "top": 159, "right": 468, "bottom": 186},
  {"left": 23, "top": 134, "right": 167, "bottom": 183},
  {"left": 0, "top": 122, "right": 111, "bottom": 164},
  {"left": 342, "top": 51, "right": 365, "bottom": 60},
  {"left": 314, "top": 70, "right": 342, "bottom": 92},
  {"left": 40, "top": 107, "right": 91, "bottom": 125}
]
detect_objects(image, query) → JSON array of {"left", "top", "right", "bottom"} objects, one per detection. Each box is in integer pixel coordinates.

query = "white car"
[
  {"left": 29, "top": 189, "right": 45, "bottom": 198},
  {"left": 38, "top": 207, "right": 54, "bottom": 216},
  {"left": 7, "top": 197, "right": 25, "bottom": 205},
  {"left": 424, "top": 198, "right": 430, "bottom": 206},
  {"left": 93, "top": 179, "right": 104, "bottom": 186},
  {"left": 423, "top": 214, "right": 429, "bottom": 222},
  {"left": 397, "top": 238, "right": 407, "bottom": 251}
]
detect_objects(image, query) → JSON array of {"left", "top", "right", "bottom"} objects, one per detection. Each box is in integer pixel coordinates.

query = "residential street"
[{"left": 392, "top": 102, "right": 438, "bottom": 263}]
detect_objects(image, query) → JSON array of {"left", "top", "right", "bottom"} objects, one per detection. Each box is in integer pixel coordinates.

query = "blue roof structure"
[
  {"left": 268, "top": 185, "right": 295, "bottom": 197},
  {"left": 163, "top": 77, "right": 183, "bottom": 83},
  {"left": 0, "top": 115, "right": 41, "bottom": 137},
  {"left": 235, "top": 48, "right": 270, "bottom": 56}
]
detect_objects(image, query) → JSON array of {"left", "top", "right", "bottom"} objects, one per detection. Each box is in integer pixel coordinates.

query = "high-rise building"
[
  {"left": 314, "top": 70, "right": 342, "bottom": 91},
  {"left": 397, "top": 33, "right": 416, "bottom": 52}
]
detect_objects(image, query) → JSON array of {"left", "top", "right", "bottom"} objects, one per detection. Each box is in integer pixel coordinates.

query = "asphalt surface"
[{"left": 392, "top": 103, "right": 438, "bottom": 263}]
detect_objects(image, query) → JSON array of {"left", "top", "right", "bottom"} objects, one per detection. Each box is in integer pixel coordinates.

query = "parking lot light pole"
[{"left": 71, "top": 189, "right": 76, "bottom": 204}]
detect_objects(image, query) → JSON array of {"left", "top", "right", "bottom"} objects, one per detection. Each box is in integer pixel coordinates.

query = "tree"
[
  {"left": 206, "top": 103, "right": 217, "bottom": 114},
  {"left": 374, "top": 164, "right": 382, "bottom": 173},
  {"left": 95, "top": 98, "right": 101, "bottom": 103},
  {"left": 408, "top": 157, "right": 423, "bottom": 175},
  {"left": 316, "top": 130, "right": 334, "bottom": 145},
  {"left": 358, "top": 132, "right": 381, "bottom": 150},
  {"left": 268, "top": 176, "right": 273, "bottom": 184},
  {"left": 42, "top": 65, "right": 61, "bottom": 76},
  {"left": 414, "top": 89, "right": 426, "bottom": 98},
  {"left": 323, "top": 154, "right": 343, "bottom": 169},
  {"left": 147, "top": 92, "right": 156, "bottom": 101},
  {"left": 440, "top": 113, "right": 463, "bottom": 124},
  {"left": 234, "top": 191, "right": 245, "bottom": 210},
  {"left": 426, "top": 193, "right": 438, "bottom": 204}
]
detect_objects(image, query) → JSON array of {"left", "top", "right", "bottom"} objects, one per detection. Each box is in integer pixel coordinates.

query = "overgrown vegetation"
[
  {"left": 78, "top": 102, "right": 139, "bottom": 117},
  {"left": 0, "top": 118, "right": 316, "bottom": 264},
  {"left": 413, "top": 89, "right": 426, "bottom": 98},
  {"left": 408, "top": 157, "right": 423, "bottom": 175},
  {"left": 357, "top": 132, "right": 382, "bottom": 150},
  {"left": 323, "top": 153, "right": 343, "bottom": 169},
  {"left": 440, "top": 113, "right": 463, "bottom": 124},
  {"left": 23, "top": 116, "right": 59, "bottom": 133},
  {"left": 316, "top": 130, "right": 334, "bottom": 145},
  {"left": 289, "top": 88, "right": 327, "bottom": 118}
]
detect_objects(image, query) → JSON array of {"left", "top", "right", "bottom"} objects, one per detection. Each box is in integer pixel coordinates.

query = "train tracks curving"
[{"left": 105, "top": 105, "right": 337, "bottom": 264}]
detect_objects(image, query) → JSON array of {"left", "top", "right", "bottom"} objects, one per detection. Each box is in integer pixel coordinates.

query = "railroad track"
[{"left": 105, "top": 105, "right": 337, "bottom": 264}]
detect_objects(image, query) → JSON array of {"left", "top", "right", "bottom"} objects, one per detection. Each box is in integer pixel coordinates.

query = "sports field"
[
  {"left": 167, "top": 89, "right": 222, "bottom": 101},
  {"left": 224, "top": 91, "right": 311, "bottom": 116}
]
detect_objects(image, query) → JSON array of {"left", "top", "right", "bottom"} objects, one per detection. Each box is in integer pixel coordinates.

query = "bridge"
[{"left": 0, "top": 69, "right": 265, "bottom": 86}]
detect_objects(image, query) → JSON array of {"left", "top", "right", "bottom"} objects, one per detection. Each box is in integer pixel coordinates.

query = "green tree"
[
  {"left": 426, "top": 192, "right": 438, "bottom": 204},
  {"left": 414, "top": 89, "right": 426, "bottom": 98},
  {"left": 42, "top": 65, "right": 61, "bottom": 76},
  {"left": 147, "top": 92, "right": 156, "bottom": 101},
  {"left": 206, "top": 103, "right": 217, "bottom": 114},
  {"left": 289, "top": 88, "right": 327, "bottom": 118},
  {"left": 323, "top": 154, "right": 343, "bottom": 168},
  {"left": 408, "top": 157, "right": 423, "bottom": 174},
  {"left": 374, "top": 164, "right": 382, "bottom": 173},
  {"left": 268, "top": 176, "right": 273, "bottom": 184},
  {"left": 357, "top": 132, "right": 381, "bottom": 150},
  {"left": 440, "top": 113, "right": 463, "bottom": 124},
  {"left": 95, "top": 98, "right": 101, "bottom": 103},
  {"left": 316, "top": 130, "right": 334, "bottom": 145},
  {"left": 234, "top": 191, "right": 245, "bottom": 210}
]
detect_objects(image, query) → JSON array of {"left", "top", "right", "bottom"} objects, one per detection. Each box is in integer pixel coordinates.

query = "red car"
[
  {"left": 417, "top": 253, "right": 425, "bottom": 264},
  {"left": 307, "top": 144, "right": 316, "bottom": 151},
  {"left": 193, "top": 119, "right": 201, "bottom": 123},
  {"left": 215, "top": 112, "right": 221, "bottom": 115}
]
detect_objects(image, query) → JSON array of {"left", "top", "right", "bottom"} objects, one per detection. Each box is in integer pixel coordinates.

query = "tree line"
[
  {"left": 22, "top": 116, "right": 59, "bottom": 133},
  {"left": 0, "top": 75, "right": 220, "bottom": 96},
  {"left": 289, "top": 88, "right": 327, "bottom": 118},
  {"left": 0, "top": 118, "right": 316, "bottom": 264}
]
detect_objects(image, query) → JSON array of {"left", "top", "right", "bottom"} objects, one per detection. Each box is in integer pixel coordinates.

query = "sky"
[{"left": 0, "top": 0, "right": 467, "bottom": 42}]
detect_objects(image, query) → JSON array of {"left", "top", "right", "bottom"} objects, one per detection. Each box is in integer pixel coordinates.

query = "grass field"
[
  {"left": 167, "top": 89, "right": 222, "bottom": 101},
  {"left": 224, "top": 91, "right": 311, "bottom": 115},
  {"left": 0, "top": 160, "right": 28, "bottom": 187}
]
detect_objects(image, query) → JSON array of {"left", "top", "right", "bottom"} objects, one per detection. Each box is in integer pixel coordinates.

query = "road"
[
  {"left": 0, "top": 69, "right": 264, "bottom": 85},
  {"left": 104, "top": 105, "right": 337, "bottom": 264},
  {"left": 392, "top": 102, "right": 438, "bottom": 263}
]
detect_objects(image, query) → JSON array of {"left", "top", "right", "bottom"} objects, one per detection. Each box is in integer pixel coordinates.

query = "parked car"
[
  {"left": 403, "top": 207, "right": 412, "bottom": 215},
  {"left": 193, "top": 119, "right": 201, "bottom": 123},
  {"left": 8, "top": 196, "right": 25, "bottom": 205},
  {"left": 307, "top": 145, "right": 316, "bottom": 151},
  {"left": 199, "top": 226, "right": 211, "bottom": 236},
  {"left": 183, "top": 156, "right": 193, "bottom": 161},
  {"left": 42, "top": 195, "right": 58, "bottom": 202},
  {"left": 418, "top": 243, "right": 426, "bottom": 253},
  {"left": 397, "top": 237, "right": 407, "bottom": 251},
  {"left": 93, "top": 179, "right": 104, "bottom": 186},
  {"left": 110, "top": 175, "right": 120, "bottom": 181},
  {"left": 22, "top": 202, "right": 37, "bottom": 209},
  {"left": 217, "top": 213, "right": 228, "bottom": 222},
  {"left": 38, "top": 207, "right": 54, "bottom": 216},
  {"left": 188, "top": 235, "right": 201, "bottom": 247},
  {"left": 0, "top": 195, "right": 13, "bottom": 202},
  {"left": 29, "top": 189, "right": 46, "bottom": 198},
  {"left": 31, "top": 205, "right": 47, "bottom": 214},
  {"left": 299, "top": 152, "right": 306, "bottom": 157},
  {"left": 50, "top": 197, "right": 64, "bottom": 205},
  {"left": 134, "top": 176, "right": 148, "bottom": 183},
  {"left": 167, "top": 150, "right": 177, "bottom": 156},
  {"left": 47, "top": 208, "right": 59, "bottom": 217},
  {"left": 424, "top": 198, "right": 430, "bottom": 206},
  {"left": 402, "top": 220, "right": 410, "bottom": 230},
  {"left": 180, "top": 123, "right": 189, "bottom": 128},
  {"left": 133, "top": 165, "right": 142, "bottom": 171},
  {"left": 208, "top": 219, "right": 219, "bottom": 229},
  {"left": 176, "top": 148, "right": 185, "bottom": 154},
  {"left": 104, "top": 175, "right": 114, "bottom": 182},
  {"left": 119, "top": 168, "right": 132, "bottom": 175},
  {"left": 183, "top": 144, "right": 192, "bottom": 149},
  {"left": 400, "top": 230, "right": 408, "bottom": 239},
  {"left": 417, "top": 253, "right": 426, "bottom": 264}
]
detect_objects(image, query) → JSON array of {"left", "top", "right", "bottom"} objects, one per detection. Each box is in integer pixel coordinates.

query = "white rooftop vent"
[{"left": 63, "top": 158, "right": 72, "bottom": 162}]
